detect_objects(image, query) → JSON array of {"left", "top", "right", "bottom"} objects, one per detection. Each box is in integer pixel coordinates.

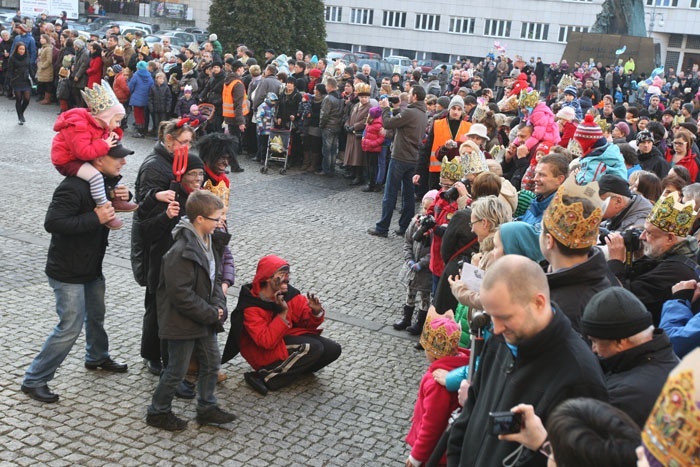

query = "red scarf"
[{"left": 204, "top": 165, "right": 230, "bottom": 188}]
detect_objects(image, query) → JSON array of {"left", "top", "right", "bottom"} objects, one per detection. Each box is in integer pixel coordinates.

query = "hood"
[
  {"left": 637, "top": 144, "right": 664, "bottom": 162},
  {"left": 134, "top": 68, "right": 154, "bottom": 83},
  {"left": 172, "top": 216, "right": 199, "bottom": 242},
  {"left": 547, "top": 247, "right": 610, "bottom": 289},
  {"left": 251, "top": 254, "right": 289, "bottom": 296},
  {"left": 53, "top": 107, "right": 114, "bottom": 137}
]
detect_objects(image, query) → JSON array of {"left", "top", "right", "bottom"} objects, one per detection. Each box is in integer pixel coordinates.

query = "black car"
[{"left": 357, "top": 59, "right": 393, "bottom": 81}]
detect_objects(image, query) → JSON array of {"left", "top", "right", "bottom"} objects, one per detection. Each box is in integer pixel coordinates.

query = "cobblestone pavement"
[{"left": 0, "top": 99, "right": 428, "bottom": 466}]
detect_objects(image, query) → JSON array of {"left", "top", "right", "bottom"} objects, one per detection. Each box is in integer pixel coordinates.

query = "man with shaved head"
[{"left": 447, "top": 255, "right": 607, "bottom": 467}]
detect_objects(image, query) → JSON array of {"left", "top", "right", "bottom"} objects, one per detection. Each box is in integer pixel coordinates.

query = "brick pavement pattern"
[{"left": 0, "top": 101, "right": 428, "bottom": 466}]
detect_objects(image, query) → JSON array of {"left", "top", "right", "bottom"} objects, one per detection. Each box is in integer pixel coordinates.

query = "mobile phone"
[{"left": 488, "top": 411, "right": 522, "bottom": 435}]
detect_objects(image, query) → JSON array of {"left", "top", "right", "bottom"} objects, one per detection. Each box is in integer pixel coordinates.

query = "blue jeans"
[
  {"left": 23, "top": 276, "right": 110, "bottom": 387},
  {"left": 148, "top": 334, "right": 220, "bottom": 415},
  {"left": 375, "top": 158, "right": 416, "bottom": 234},
  {"left": 321, "top": 128, "right": 339, "bottom": 175}
]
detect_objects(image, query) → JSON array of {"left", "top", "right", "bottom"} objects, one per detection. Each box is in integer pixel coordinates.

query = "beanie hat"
[
  {"left": 556, "top": 106, "right": 576, "bottom": 122},
  {"left": 499, "top": 221, "right": 545, "bottom": 262},
  {"left": 574, "top": 114, "right": 605, "bottom": 155},
  {"left": 448, "top": 95, "right": 465, "bottom": 111},
  {"left": 598, "top": 174, "right": 632, "bottom": 198},
  {"left": 581, "top": 288, "right": 652, "bottom": 340},
  {"left": 615, "top": 121, "right": 630, "bottom": 137},
  {"left": 209, "top": 33, "right": 217, "bottom": 41},
  {"left": 535, "top": 143, "right": 550, "bottom": 156},
  {"left": 190, "top": 104, "right": 199, "bottom": 113},
  {"left": 136, "top": 61, "right": 148, "bottom": 71},
  {"left": 369, "top": 106, "right": 382, "bottom": 119},
  {"left": 186, "top": 154, "right": 205, "bottom": 173},
  {"left": 564, "top": 85, "right": 578, "bottom": 97},
  {"left": 636, "top": 129, "right": 654, "bottom": 144},
  {"left": 437, "top": 96, "right": 451, "bottom": 110},
  {"left": 183, "top": 85, "right": 192, "bottom": 94},
  {"left": 420, "top": 312, "right": 461, "bottom": 359},
  {"left": 423, "top": 189, "right": 439, "bottom": 203},
  {"left": 309, "top": 68, "right": 322, "bottom": 79},
  {"left": 111, "top": 64, "right": 122, "bottom": 74},
  {"left": 613, "top": 105, "right": 627, "bottom": 119}
]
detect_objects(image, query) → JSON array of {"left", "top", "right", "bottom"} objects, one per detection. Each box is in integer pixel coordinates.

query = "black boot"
[
  {"left": 393, "top": 305, "right": 414, "bottom": 330},
  {"left": 407, "top": 309, "right": 428, "bottom": 335},
  {"left": 349, "top": 167, "right": 365, "bottom": 186}
]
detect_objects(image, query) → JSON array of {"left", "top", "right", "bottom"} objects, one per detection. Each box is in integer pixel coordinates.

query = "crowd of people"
[{"left": 6, "top": 9, "right": 700, "bottom": 465}]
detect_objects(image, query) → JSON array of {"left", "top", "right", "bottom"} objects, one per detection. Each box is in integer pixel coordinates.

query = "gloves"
[
  {"left": 411, "top": 262, "right": 421, "bottom": 272},
  {"left": 407, "top": 260, "right": 415, "bottom": 269}
]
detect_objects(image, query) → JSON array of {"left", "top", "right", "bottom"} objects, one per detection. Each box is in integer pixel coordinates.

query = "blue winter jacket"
[
  {"left": 518, "top": 191, "right": 555, "bottom": 227},
  {"left": 660, "top": 296, "right": 700, "bottom": 358},
  {"left": 576, "top": 140, "right": 628, "bottom": 185},
  {"left": 128, "top": 69, "right": 154, "bottom": 107}
]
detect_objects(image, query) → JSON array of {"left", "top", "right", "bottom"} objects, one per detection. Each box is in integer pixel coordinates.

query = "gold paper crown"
[
  {"left": 419, "top": 313, "right": 461, "bottom": 359},
  {"left": 354, "top": 83, "right": 370, "bottom": 95},
  {"left": 518, "top": 89, "right": 539, "bottom": 109},
  {"left": 114, "top": 46, "right": 123, "bottom": 57},
  {"left": 139, "top": 45, "right": 150, "bottom": 55},
  {"left": 81, "top": 79, "right": 119, "bottom": 115},
  {"left": 459, "top": 141, "right": 489, "bottom": 174},
  {"left": 440, "top": 155, "right": 464, "bottom": 182},
  {"left": 542, "top": 176, "right": 603, "bottom": 249},
  {"left": 595, "top": 116, "right": 609, "bottom": 133},
  {"left": 558, "top": 73, "right": 576, "bottom": 89},
  {"left": 182, "top": 59, "right": 195, "bottom": 72},
  {"left": 202, "top": 179, "right": 230, "bottom": 209},
  {"left": 648, "top": 191, "right": 697, "bottom": 237}
]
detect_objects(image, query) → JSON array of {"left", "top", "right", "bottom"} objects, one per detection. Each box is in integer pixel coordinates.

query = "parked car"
[
  {"left": 183, "top": 27, "right": 208, "bottom": 43},
  {"left": 427, "top": 63, "right": 453, "bottom": 78},
  {"left": 144, "top": 34, "right": 188, "bottom": 49},
  {"left": 384, "top": 55, "right": 412, "bottom": 75},
  {"left": 356, "top": 59, "right": 393, "bottom": 82},
  {"left": 158, "top": 29, "right": 198, "bottom": 46},
  {"left": 356, "top": 51, "right": 382, "bottom": 60},
  {"left": 417, "top": 59, "right": 442, "bottom": 76},
  {"left": 327, "top": 49, "right": 358, "bottom": 65}
]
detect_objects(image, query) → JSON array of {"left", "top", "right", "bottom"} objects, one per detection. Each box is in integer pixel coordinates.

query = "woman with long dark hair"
[
  {"left": 6, "top": 43, "right": 31, "bottom": 124},
  {"left": 86, "top": 41, "right": 103, "bottom": 90}
]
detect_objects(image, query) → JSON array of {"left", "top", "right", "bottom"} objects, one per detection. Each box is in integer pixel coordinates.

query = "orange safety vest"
[
  {"left": 222, "top": 79, "right": 249, "bottom": 118},
  {"left": 429, "top": 118, "right": 471, "bottom": 172}
]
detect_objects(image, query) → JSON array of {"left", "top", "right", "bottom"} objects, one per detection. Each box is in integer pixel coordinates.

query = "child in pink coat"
[
  {"left": 361, "top": 106, "right": 384, "bottom": 192},
  {"left": 511, "top": 91, "right": 561, "bottom": 151}
]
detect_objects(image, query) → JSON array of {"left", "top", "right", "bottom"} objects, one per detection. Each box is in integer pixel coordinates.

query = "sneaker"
[
  {"left": 196, "top": 405, "right": 237, "bottom": 426},
  {"left": 244, "top": 371, "right": 269, "bottom": 395},
  {"left": 146, "top": 411, "right": 188, "bottom": 431},
  {"left": 174, "top": 379, "right": 196, "bottom": 399}
]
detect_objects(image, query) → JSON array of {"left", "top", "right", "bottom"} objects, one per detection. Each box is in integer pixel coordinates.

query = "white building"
[{"left": 322, "top": 0, "right": 700, "bottom": 72}]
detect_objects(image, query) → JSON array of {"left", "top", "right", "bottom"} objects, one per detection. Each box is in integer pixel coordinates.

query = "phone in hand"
[{"left": 488, "top": 411, "right": 522, "bottom": 436}]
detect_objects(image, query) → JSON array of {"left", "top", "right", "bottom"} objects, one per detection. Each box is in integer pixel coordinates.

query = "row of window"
[{"left": 325, "top": 7, "right": 588, "bottom": 42}]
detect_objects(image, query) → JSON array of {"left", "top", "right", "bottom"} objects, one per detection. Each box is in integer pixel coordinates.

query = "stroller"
[{"left": 261, "top": 125, "right": 292, "bottom": 175}]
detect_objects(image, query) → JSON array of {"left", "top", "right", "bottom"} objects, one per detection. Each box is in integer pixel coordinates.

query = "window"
[
  {"left": 646, "top": 0, "right": 677, "bottom": 6},
  {"left": 415, "top": 13, "right": 440, "bottom": 31},
  {"left": 484, "top": 19, "right": 511, "bottom": 38},
  {"left": 558, "top": 25, "right": 589, "bottom": 43},
  {"left": 383, "top": 10, "right": 406, "bottom": 28},
  {"left": 325, "top": 6, "right": 342, "bottom": 23},
  {"left": 449, "top": 17, "right": 474, "bottom": 34},
  {"left": 350, "top": 8, "right": 374, "bottom": 25},
  {"left": 520, "top": 22, "right": 549, "bottom": 41}
]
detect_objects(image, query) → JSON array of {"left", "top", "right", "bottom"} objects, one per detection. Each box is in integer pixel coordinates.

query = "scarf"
[{"left": 204, "top": 165, "right": 230, "bottom": 188}]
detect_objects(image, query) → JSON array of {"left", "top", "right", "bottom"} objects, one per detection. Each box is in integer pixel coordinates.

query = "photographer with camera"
[
  {"left": 605, "top": 191, "right": 700, "bottom": 326},
  {"left": 598, "top": 173, "right": 653, "bottom": 233}
]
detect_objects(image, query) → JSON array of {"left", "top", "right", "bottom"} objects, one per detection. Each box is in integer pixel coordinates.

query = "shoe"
[
  {"left": 146, "top": 411, "right": 188, "bottom": 431},
  {"left": 314, "top": 170, "right": 326, "bottom": 176},
  {"left": 244, "top": 371, "right": 269, "bottom": 396},
  {"left": 367, "top": 228, "right": 388, "bottom": 238},
  {"left": 217, "top": 371, "right": 228, "bottom": 384},
  {"left": 394, "top": 229, "right": 406, "bottom": 236},
  {"left": 21, "top": 384, "right": 59, "bottom": 403},
  {"left": 407, "top": 309, "right": 428, "bottom": 336},
  {"left": 361, "top": 185, "right": 375, "bottom": 193},
  {"left": 18, "top": 120, "right": 23, "bottom": 125},
  {"left": 20, "top": 115, "right": 25, "bottom": 123},
  {"left": 85, "top": 358, "right": 128, "bottom": 373},
  {"left": 349, "top": 178, "right": 365, "bottom": 186},
  {"left": 415, "top": 342, "right": 424, "bottom": 350},
  {"left": 110, "top": 196, "right": 138, "bottom": 212},
  {"left": 230, "top": 166, "right": 244, "bottom": 173},
  {"left": 174, "top": 379, "right": 196, "bottom": 399},
  {"left": 132, "top": 132, "right": 145, "bottom": 139},
  {"left": 104, "top": 217, "right": 123, "bottom": 230},
  {"left": 144, "top": 359, "right": 162, "bottom": 376},
  {"left": 196, "top": 405, "right": 237, "bottom": 426},
  {"left": 393, "top": 305, "right": 415, "bottom": 331}
]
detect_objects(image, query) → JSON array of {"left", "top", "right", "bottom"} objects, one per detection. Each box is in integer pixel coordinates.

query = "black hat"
[
  {"left": 354, "top": 73, "right": 368, "bottom": 84},
  {"left": 175, "top": 53, "right": 187, "bottom": 62},
  {"left": 662, "top": 109, "right": 676, "bottom": 117},
  {"left": 186, "top": 154, "right": 204, "bottom": 172},
  {"left": 212, "top": 59, "right": 223, "bottom": 68},
  {"left": 265, "top": 49, "right": 275, "bottom": 55},
  {"left": 107, "top": 144, "right": 134, "bottom": 158},
  {"left": 315, "top": 83, "right": 327, "bottom": 95},
  {"left": 598, "top": 174, "right": 632, "bottom": 198},
  {"left": 581, "top": 288, "right": 653, "bottom": 340},
  {"left": 613, "top": 105, "right": 627, "bottom": 119}
]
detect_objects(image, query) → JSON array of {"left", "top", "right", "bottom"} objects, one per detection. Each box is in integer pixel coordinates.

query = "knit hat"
[
  {"left": 574, "top": 114, "right": 605, "bottom": 155},
  {"left": 111, "top": 64, "right": 122, "bottom": 74},
  {"left": 581, "top": 288, "right": 652, "bottom": 339},
  {"left": 448, "top": 95, "right": 465, "bottom": 111},
  {"left": 564, "top": 85, "right": 578, "bottom": 97},
  {"left": 598, "top": 174, "right": 632, "bottom": 198},
  {"left": 185, "top": 154, "right": 205, "bottom": 172},
  {"left": 420, "top": 311, "right": 461, "bottom": 359},
  {"left": 136, "top": 61, "right": 148, "bottom": 71},
  {"left": 209, "top": 33, "right": 217, "bottom": 41},
  {"left": 535, "top": 143, "right": 550, "bottom": 156},
  {"left": 437, "top": 96, "right": 451, "bottom": 110},
  {"left": 514, "top": 190, "right": 536, "bottom": 218},
  {"left": 354, "top": 73, "right": 368, "bottom": 84},
  {"left": 423, "top": 189, "right": 439, "bottom": 203},
  {"left": 614, "top": 121, "right": 630, "bottom": 137},
  {"left": 309, "top": 68, "right": 322, "bottom": 78},
  {"left": 183, "top": 85, "right": 192, "bottom": 94},
  {"left": 369, "top": 106, "right": 382, "bottom": 119},
  {"left": 190, "top": 104, "right": 199, "bottom": 113},
  {"left": 251, "top": 255, "right": 289, "bottom": 296},
  {"left": 636, "top": 129, "right": 654, "bottom": 144},
  {"left": 556, "top": 106, "right": 576, "bottom": 122},
  {"left": 499, "top": 221, "right": 545, "bottom": 262}
]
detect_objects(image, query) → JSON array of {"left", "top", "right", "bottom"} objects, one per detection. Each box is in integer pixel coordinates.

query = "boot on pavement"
[
  {"left": 393, "top": 305, "right": 415, "bottom": 330},
  {"left": 407, "top": 309, "right": 428, "bottom": 336}
]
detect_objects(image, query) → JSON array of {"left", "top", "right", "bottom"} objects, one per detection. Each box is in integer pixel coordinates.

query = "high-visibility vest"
[
  {"left": 429, "top": 118, "right": 471, "bottom": 172},
  {"left": 222, "top": 79, "right": 249, "bottom": 118}
]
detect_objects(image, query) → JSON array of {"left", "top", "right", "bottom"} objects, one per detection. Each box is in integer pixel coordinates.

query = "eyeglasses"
[
  {"left": 673, "top": 141, "right": 687, "bottom": 146},
  {"left": 468, "top": 219, "right": 484, "bottom": 228},
  {"left": 184, "top": 171, "right": 204, "bottom": 179},
  {"left": 174, "top": 137, "right": 192, "bottom": 148},
  {"left": 203, "top": 216, "right": 221, "bottom": 223}
]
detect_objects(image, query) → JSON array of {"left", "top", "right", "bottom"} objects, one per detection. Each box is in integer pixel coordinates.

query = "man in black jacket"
[
  {"left": 446, "top": 255, "right": 607, "bottom": 467},
  {"left": 21, "top": 145, "right": 132, "bottom": 403},
  {"left": 581, "top": 287, "right": 679, "bottom": 428}
]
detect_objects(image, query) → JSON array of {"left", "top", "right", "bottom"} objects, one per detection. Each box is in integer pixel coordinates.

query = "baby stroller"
[
  {"left": 195, "top": 103, "right": 215, "bottom": 135},
  {"left": 261, "top": 126, "right": 292, "bottom": 175}
]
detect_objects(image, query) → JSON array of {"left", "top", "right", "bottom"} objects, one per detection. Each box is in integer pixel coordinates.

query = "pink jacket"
[
  {"left": 514, "top": 102, "right": 561, "bottom": 151},
  {"left": 361, "top": 117, "right": 384, "bottom": 153}
]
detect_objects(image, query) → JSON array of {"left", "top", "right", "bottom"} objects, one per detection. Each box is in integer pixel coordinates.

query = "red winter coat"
[
  {"left": 428, "top": 193, "right": 462, "bottom": 278},
  {"left": 361, "top": 117, "right": 384, "bottom": 153},
  {"left": 665, "top": 147, "right": 700, "bottom": 182},
  {"left": 86, "top": 55, "right": 103, "bottom": 89},
  {"left": 406, "top": 350, "right": 470, "bottom": 464},
  {"left": 113, "top": 72, "right": 130, "bottom": 103},
  {"left": 559, "top": 121, "right": 577, "bottom": 149},
  {"left": 51, "top": 108, "right": 123, "bottom": 170}
]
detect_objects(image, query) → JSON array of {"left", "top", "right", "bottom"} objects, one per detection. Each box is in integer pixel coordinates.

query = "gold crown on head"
[
  {"left": 543, "top": 176, "right": 603, "bottom": 249},
  {"left": 595, "top": 116, "right": 609, "bottom": 133},
  {"left": 182, "top": 59, "right": 195, "bottom": 71},
  {"left": 440, "top": 155, "right": 464, "bottom": 182},
  {"left": 518, "top": 89, "right": 539, "bottom": 109},
  {"left": 648, "top": 191, "right": 697, "bottom": 237},
  {"left": 558, "top": 74, "right": 576, "bottom": 89},
  {"left": 81, "top": 79, "right": 119, "bottom": 115},
  {"left": 419, "top": 312, "right": 461, "bottom": 360},
  {"left": 459, "top": 141, "right": 489, "bottom": 174}
]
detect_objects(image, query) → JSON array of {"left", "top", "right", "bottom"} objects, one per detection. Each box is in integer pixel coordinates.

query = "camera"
[
  {"left": 488, "top": 411, "right": 523, "bottom": 436},
  {"left": 413, "top": 215, "right": 436, "bottom": 241},
  {"left": 441, "top": 178, "right": 471, "bottom": 203},
  {"left": 599, "top": 227, "right": 643, "bottom": 251},
  {"left": 380, "top": 94, "right": 399, "bottom": 105}
]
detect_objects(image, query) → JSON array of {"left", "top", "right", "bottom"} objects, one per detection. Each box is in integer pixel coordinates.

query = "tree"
[{"left": 208, "top": 0, "right": 327, "bottom": 61}]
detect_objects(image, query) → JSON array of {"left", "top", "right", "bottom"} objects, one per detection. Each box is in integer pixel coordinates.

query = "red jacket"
[
  {"left": 240, "top": 288, "right": 324, "bottom": 370},
  {"left": 113, "top": 72, "right": 130, "bottom": 103},
  {"left": 665, "top": 147, "right": 699, "bottom": 182},
  {"left": 406, "top": 350, "right": 470, "bottom": 464},
  {"left": 51, "top": 108, "right": 123, "bottom": 168},
  {"left": 362, "top": 117, "right": 384, "bottom": 153},
  {"left": 86, "top": 55, "right": 103, "bottom": 90},
  {"left": 559, "top": 121, "right": 577, "bottom": 149},
  {"left": 428, "top": 194, "right": 461, "bottom": 278}
]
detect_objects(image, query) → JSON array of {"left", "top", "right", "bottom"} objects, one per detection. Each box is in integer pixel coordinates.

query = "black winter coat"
[
  {"left": 599, "top": 329, "right": 678, "bottom": 428},
  {"left": 447, "top": 309, "right": 608, "bottom": 467},
  {"left": 148, "top": 82, "right": 172, "bottom": 113},
  {"left": 156, "top": 223, "right": 226, "bottom": 340},
  {"left": 45, "top": 175, "right": 121, "bottom": 283},
  {"left": 7, "top": 52, "right": 31, "bottom": 89},
  {"left": 637, "top": 145, "right": 671, "bottom": 179}
]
